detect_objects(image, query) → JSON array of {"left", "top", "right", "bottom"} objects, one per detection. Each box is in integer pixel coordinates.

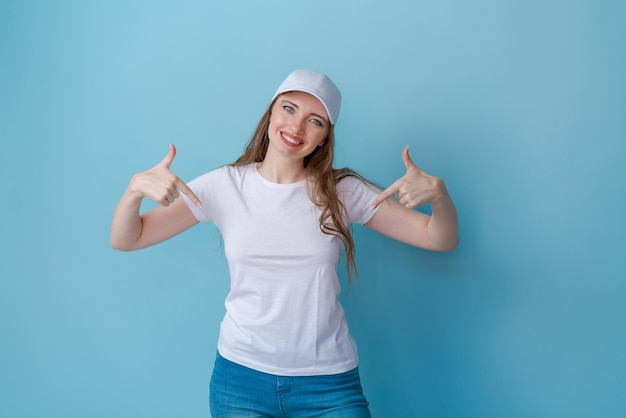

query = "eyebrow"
[{"left": 281, "top": 99, "right": 329, "bottom": 125}]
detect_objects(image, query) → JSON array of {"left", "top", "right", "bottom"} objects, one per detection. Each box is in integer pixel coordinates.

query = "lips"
[{"left": 280, "top": 131, "right": 302, "bottom": 146}]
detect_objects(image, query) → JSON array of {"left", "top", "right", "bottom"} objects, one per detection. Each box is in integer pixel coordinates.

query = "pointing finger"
[
  {"left": 176, "top": 178, "right": 202, "bottom": 208},
  {"left": 371, "top": 178, "right": 401, "bottom": 208}
]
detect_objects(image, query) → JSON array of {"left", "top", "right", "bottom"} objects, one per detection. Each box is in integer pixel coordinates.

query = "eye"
[
  {"left": 282, "top": 105, "right": 295, "bottom": 113},
  {"left": 309, "top": 118, "right": 324, "bottom": 127}
]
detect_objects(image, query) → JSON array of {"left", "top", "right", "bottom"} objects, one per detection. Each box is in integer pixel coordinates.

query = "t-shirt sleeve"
[
  {"left": 337, "top": 175, "right": 382, "bottom": 225},
  {"left": 181, "top": 167, "right": 225, "bottom": 223}
]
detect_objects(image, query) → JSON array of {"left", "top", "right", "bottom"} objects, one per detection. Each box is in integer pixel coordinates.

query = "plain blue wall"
[{"left": 1, "top": 1, "right": 624, "bottom": 417}]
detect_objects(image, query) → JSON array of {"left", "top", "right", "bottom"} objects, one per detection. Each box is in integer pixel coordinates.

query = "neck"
[{"left": 256, "top": 153, "right": 307, "bottom": 184}]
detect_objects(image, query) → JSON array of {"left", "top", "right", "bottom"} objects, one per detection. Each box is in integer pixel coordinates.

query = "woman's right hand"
[
  {"left": 110, "top": 144, "right": 201, "bottom": 251},
  {"left": 130, "top": 144, "right": 202, "bottom": 208}
]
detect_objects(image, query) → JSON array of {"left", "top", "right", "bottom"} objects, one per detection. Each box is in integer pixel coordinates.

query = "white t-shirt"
[{"left": 183, "top": 164, "right": 380, "bottom": 376}]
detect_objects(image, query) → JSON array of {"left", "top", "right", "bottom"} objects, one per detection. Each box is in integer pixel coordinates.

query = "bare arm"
[
  {"left": 366, "top": 147, "right": 458, "bottom": 251},
  {"left": 110, "top": 144, "right": 202, "bottom": 251}
]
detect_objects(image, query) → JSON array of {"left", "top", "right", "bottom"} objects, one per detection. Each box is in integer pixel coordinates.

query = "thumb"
[
  {"left": 160, "top": 143, "right": 176, "bottom": 168},
  {"left": 402, "top": 145, "right": 417, "bottom": 172}
]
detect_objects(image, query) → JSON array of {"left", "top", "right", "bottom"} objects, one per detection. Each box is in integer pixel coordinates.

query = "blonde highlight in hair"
[{"left": 231, "top": 99, "right": 365, "bottom": 280}]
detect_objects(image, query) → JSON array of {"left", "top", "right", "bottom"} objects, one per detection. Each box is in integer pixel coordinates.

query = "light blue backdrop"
[{"left": 1, "top": 1, "right": 624, "bottom": 417}]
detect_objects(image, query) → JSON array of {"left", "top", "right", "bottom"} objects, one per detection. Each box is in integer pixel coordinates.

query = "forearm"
[
  {"left": 426, "top": 184, "right": 459, "bottom": 251},
  {"left": 110, "top": 183, "right": 145, "bottom": 251}
]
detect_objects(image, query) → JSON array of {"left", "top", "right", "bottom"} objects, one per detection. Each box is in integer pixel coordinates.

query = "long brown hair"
[{"left": 231, "top": 98, "right": 366, "bottom": 280}]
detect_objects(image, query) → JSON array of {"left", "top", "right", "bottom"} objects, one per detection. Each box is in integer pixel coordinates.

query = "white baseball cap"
[{"left": 272, "top": 69, "right": 342, "bottom": 125}]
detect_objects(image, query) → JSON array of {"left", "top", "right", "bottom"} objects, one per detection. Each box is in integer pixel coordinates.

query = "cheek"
[
  {"left": 268, "top": 110, "right": 283, "bottom": 128},
  {"left": 315, "top": 129, "right": 329, "bottom": 146},
  {"left": 267, "top": 116, "right": 282, "bottom": 137}
]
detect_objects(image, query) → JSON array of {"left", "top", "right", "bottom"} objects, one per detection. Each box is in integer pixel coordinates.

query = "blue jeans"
[{"left": 210, "top": 352, "right": 371, "bottom": 417}]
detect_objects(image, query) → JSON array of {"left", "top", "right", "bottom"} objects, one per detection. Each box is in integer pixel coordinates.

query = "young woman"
[{"left": 110, "top": 69, "right": 458, "bottom": 417}]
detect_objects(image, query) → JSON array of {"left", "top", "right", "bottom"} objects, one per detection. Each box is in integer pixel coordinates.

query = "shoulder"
[
  {"left": 335, "top": 169, "right": 380, "bottom": 196},
  {"left": 216, "top": 163, "right": 254, "bottom": 176},
  {"left": 192, "top": 163, "right": 254, "bottom": 183},
  {"left": 333, "top": 169, "right": 382, "bottom": 223},
  {"left": 336, "top": 181, "right": 379, "bottom": 210}
]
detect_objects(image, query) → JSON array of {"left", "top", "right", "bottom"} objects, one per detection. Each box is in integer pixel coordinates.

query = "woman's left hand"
[
  {"left": 372, "top": 146, "right": 447, "bottom": 209},
  {"left": 367, "top": 146, "right": 458, "bottom": 251}
]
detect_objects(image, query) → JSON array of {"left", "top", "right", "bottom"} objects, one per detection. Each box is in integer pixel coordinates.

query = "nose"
[{"left": 291, "top": 116, "right": 306, "bottom": 134}]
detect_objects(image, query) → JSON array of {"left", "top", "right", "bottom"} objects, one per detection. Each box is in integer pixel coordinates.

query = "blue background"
[{"left": 1, "top": 1, "right": 625, "bottom": 417}]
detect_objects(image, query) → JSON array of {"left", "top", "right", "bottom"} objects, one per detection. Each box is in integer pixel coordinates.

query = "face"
[{"left": 266, "top": 91, "right": 330, "bottom": 163}]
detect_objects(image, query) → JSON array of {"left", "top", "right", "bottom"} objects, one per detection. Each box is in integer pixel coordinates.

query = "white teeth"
[{"left": 282, "top": 133, "right": 300, "bottom": 145}]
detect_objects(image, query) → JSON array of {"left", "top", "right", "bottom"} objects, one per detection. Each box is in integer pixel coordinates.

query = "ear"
[{"left": 318, "top": 133, "right": 329, "bottom": 148}]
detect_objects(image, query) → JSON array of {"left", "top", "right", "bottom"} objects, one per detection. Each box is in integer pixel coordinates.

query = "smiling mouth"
[{"left": 281, "top": 132, "right": 302, "bottom": 146}]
